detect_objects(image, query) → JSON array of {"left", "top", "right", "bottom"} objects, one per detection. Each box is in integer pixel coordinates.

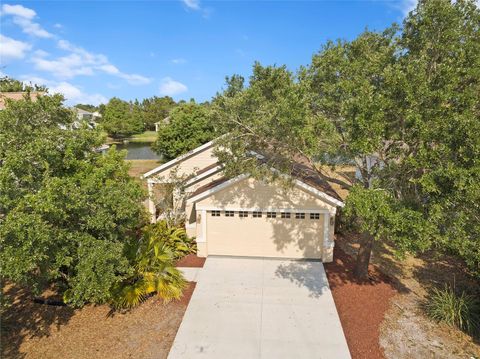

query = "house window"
[
  {"left": 281, "top": 212, "right": 291, "bottom": 219},
  {"left": 225, "top": 210, "right": 234, "bottom": 217},
  {"left": 295, "top": 212, "right": 305, "bottom": 219},
  {"left": 239, "top": 211, "right": 249, "bottom": 218},
  {"left": 211, "top": 210, "right": 221, "bottom": 217},
  {"left": 310, "top": 213, "right": 320, "bottom": 220},
  {"left": 266, "top": 212, "right": 276, "bottom": 218},
  {"left": 252, "top": 211, "right": 262, "bottom": 218}
]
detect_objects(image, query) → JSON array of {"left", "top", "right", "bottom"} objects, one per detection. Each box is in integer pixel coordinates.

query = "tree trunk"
[{"left": 354, "top": 231, "right": 374, "bottom": 280}]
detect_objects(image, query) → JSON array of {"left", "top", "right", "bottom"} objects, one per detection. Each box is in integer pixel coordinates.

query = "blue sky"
[{"left": 0, "top": 0, "right": 416, "bottom": 105}]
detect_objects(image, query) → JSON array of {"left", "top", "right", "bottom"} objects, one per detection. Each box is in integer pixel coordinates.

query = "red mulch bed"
[
  {"left": 175, "top": 254, "right": 206, "bottom": 268},
  {"left": 324, "top": 246, "right": 398, "bottom": 359}
]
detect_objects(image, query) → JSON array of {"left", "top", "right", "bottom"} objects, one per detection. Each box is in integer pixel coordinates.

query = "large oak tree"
[
  {"left": 0, "top": 94, "right": 147, "bottom": 306},
  {"left": 211, "top": 0, "right": 480, "bottom": 279}
]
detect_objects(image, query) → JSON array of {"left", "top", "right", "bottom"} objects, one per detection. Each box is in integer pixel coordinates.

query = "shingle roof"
[{"left": 188, "top": 159, "right": 343, "bottom": 204}]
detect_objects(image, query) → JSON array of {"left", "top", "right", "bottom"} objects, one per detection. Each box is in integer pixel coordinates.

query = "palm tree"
[{"left": 111, "top": 221, "right": 192, "bottom": 309}]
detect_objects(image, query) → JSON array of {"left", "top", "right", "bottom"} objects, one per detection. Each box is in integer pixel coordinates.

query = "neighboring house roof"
[
  {"left": 154, "top": 116, "right": 170, "bottom": 125},
  {"left": 142, "top": 140, "right": 216, "bottom": 179},
  {"left": 73, "top": 108, "right": 102, "bottom": 117},
  {"left": 0, "top": 91, "right": 44, "bottom": 110}
]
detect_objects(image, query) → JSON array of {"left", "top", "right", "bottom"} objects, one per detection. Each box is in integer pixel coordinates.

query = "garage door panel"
[{"left": 206, "top": 212, "right": 323, "bottom": 259}]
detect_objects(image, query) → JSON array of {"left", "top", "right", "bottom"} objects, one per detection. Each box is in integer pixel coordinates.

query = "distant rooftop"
[{"left": 0, "top": 92, "right": 45, "bottom": 110}]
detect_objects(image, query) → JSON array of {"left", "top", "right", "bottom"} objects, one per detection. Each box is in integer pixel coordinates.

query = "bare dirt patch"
[
  {"left": 1, "top": 283, "right": 195, "bottom": 359},
  {"left": 324, "top": 246, "right": 398, "bottom": 359},
  {"left": 336, "top": 233, "right": 480, "bottom": 359}
]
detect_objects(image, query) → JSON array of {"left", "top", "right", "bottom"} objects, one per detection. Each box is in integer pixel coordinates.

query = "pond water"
[{"left": 114, "top": 142, "right": 161, "bottom": 160}]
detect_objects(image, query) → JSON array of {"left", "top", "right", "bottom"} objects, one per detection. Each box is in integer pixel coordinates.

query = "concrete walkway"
[
  {"left": 177, "top": 267, "right": 201, "bottom": 282},
  {"left": 169, "top": 257, "right": 351, "bottom": 359}
]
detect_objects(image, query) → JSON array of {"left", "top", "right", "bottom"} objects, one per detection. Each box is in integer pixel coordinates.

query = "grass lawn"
[
  {"left": 105, "top": 131, "right": 158, "bottom": 145},
  {"left": 127, "top": 159, "right": 162, "bottom": 180},
  {"left": 129, "top": 131, "right": 157, "bottom": 143}
]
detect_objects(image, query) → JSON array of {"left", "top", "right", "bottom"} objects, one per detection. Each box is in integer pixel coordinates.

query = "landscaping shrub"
[
  {"left": 110, "top": 221, "right": 194, "bottom": 309},
  {"left": 426, "top": 285, "right": 480, "bottom": 336},
  {"left": 141, "top": 220, "right": 196, "bottom": 260}
]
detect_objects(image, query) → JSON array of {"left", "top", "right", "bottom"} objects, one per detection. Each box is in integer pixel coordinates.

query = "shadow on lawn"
[{"left": 1, "top": 284, "right": 75, "bottom": 359}]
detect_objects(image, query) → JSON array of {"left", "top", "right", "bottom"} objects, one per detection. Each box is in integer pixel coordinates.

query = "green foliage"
[
  {"left": 426, "top": 285, "right": 480, "bottom": 336},
  {"left": 75, "top": 103, "right": 100, "bottom": 112},
  {"left": 0, "top": 76, "right": 47, "bottom": 92},
  {"left": 0, "top": 94, "right": 147, "bottom": 306},
  {"left": 101, "top": 97, "right": 144, "bottom": 138},
  {"left": 212, "top": 0, "right": 480, "bottom": 278},
  {"left": 398, "top": 0, "right": 480, "bottom": 277},
  {"left": 142, "top": 96, "right": 176, "bottom": 130},
  {"left": 110, "top": 220, "right": 191, "bottom": 309},
  {"left": 343, "top": 186, "right": 433, "bottom": 255},
  {"left": 141, "top": 220, "right": 196, "bottom": 260},
  {"left": 152, "top": 102, "right": 215, "bottom": 160}
]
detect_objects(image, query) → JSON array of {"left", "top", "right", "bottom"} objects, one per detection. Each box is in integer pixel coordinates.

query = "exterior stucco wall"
[{"left": 191, "top": 177, "right": 338, "bottom": 261}]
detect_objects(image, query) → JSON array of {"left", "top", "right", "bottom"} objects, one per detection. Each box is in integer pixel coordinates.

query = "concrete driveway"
[{"left": 169, "top": 257, "right": 350, "bottom": 359}]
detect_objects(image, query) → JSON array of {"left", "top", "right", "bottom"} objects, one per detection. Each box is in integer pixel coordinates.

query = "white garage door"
[{"left": 206, "top": 210, "right": 324, "bottom": 259}]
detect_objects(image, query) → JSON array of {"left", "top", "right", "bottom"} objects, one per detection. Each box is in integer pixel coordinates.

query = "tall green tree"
[
  {"left": 0, "top": 94, "right": 147, "bottom": 306},
  {"left": 397, "top": 0, "right": 480, "bottom": 277},
  {"left": 211, "top": 0, "right": 480, "bottom": 279},
  {"left": 101, "top": 97, "right": 143, "bottom": 138},
  {"left": 152, "top": 102, "right": 215, "bottom": 160},
  {"left": 142, "top": 96, "right": 176, "bottom": 130}
]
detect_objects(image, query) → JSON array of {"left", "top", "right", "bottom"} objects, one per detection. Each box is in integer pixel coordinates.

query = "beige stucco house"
[{"left": 142, "top": 140, "right": 344, "bottom": 262}]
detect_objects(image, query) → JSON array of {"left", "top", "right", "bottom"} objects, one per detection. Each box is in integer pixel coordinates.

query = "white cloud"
[
  {"left": 118, "top": 73, "right": 151, "bottom": 85},
  {"left": 12, "top": 16, "right": 53, "bottom": 38},
  {"left": 159, "top": 77, "right": 188, "bottom": 96},
  {"left": 33, "top": 49, "right": 49, "bottom": 57},
  {"left": 53, "top": 23, "right": 62, "bottom": 29},
  {"left": 182, "top": 0, "right": 200, "bottom": 10},
  {"left": 49, "top": 81, "right": 107, "bottom": 105},
  {"left": 171, "top": 58, "right": 187, "bottom": 64},
  {"left": 1, "top": 3, "right": 53, "bottom": 38},
  {"left": 21, "top": 75, "right": 107, "bottom": 105},
  {"left": 1, "top": 4, "right": 36, "bottom": 19},
  {"left": 0, "top": 34, "right": 31, "bottom": 63},
  {"left": 31, "top": 39, "right": 151, "bottom": 85}
]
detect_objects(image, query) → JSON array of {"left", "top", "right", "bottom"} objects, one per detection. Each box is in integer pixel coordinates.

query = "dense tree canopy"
[
  {"left": 152, "top": 102, "right": 215, "bottom": 161},
  {"left": 0, "top": 95, "right": 147, "bottom": 306},
  {"left": 101, "top": 97, "right": 144, "bottom": 138},
  {"left": 212, "top": 0, "right": 480, "bottom": 279},
  {"left": 142, "top": 96, "right": 176, "bottom": 130}
]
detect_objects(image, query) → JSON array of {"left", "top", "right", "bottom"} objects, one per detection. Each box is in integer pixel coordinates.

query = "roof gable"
[
  {"left": 142, "top": 140, "right": 215, "bottom": 179},
  {"left": 187, "top": 172, "right": 344, "bottom": 208}
]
